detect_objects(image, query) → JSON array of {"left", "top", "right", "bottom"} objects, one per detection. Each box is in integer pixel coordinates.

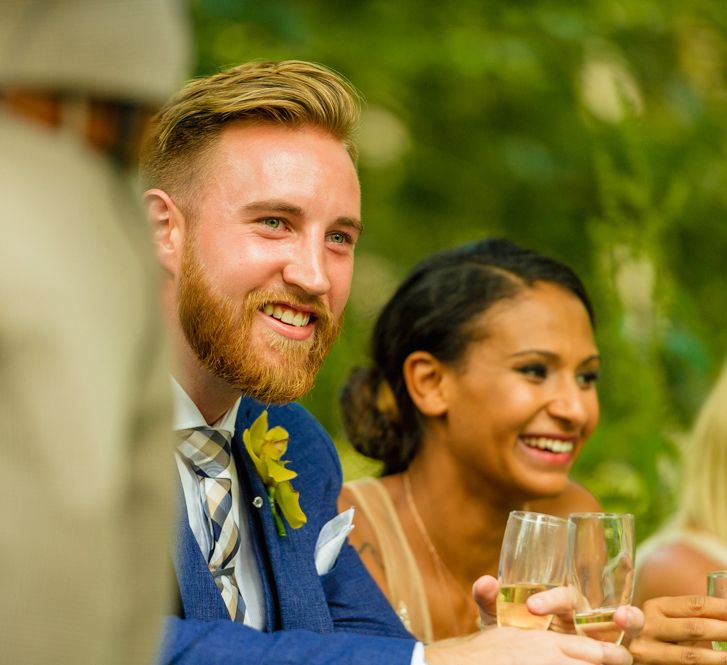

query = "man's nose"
[{"left": 282, "top": 239, "right": 331, "bottom": 296}]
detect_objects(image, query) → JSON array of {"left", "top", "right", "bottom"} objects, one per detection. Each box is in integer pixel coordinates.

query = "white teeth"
[
  {"left": 522, "top": 437, "right": 574, "bottom": 454},
  {"left": 280, "top": 309, "right": 295, "bottom": 324},
  {"left": 262, "top": 304, "right": 311, "bottom": 328}
]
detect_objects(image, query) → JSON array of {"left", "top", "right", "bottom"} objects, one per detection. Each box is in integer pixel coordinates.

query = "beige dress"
[{"left": 345, "top": 477, "right": 435, "bottom": 642}]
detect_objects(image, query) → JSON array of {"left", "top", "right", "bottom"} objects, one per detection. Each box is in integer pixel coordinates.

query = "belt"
[{"left": 0, "top": 89, "right": 156, "bottom": 167}]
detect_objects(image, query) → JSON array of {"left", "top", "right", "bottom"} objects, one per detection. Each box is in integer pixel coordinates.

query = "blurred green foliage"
[{"left": 192, "top": 0, "right": 727, "bottom": 542}]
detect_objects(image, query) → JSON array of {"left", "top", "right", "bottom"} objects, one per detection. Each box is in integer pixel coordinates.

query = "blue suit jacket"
[{"left": 161, "top": 397, "right": 416, "bottom": 664}]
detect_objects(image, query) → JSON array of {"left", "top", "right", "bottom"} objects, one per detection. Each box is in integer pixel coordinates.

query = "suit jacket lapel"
[{"left": 235, "top": 399, "right": 334, "bottom": 634}]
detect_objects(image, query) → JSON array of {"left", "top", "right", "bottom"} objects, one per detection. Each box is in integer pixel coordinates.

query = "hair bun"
[{"left": 340, "top": 366, "right": 403, "bottom": 466}]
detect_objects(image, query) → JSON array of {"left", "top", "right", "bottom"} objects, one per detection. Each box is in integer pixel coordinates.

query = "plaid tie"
[{"left": 177, "top": 426, "right": 245, "bottom": 622}]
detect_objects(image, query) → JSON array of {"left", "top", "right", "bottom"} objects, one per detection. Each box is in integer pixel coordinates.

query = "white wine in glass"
[
  {"left": 497, "top": 511, "right": 569, "bottom": 630},
  {"left": 573, "top": 608, "right": 622, "bottom": 642},
  {"left": 568, "top": 512, "right": 634, "bottom": 646},
  {"left": 497, "top": 582, "right": 557, "bottom": 630}
]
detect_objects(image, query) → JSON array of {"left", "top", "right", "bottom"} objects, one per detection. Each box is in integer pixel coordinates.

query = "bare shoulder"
[
  {"left": 529, "top": 479, "right": 602, "bottom": 517},
  {"left": 634, "top": 541, "right": 717, "bottom": 605},
  {"left": 338, "top": 483, "right": 377, "bottom": 551},
  {"left": 338, "top": 482, "right": 390, "bottom": 595}
]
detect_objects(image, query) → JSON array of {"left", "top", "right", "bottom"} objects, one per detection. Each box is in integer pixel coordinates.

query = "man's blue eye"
[
  {"left": 262, "top": 218, "right": 282, "bottom": 229},
  {"left": 328, "top": 231, "right": 351, "bottom": 244}
]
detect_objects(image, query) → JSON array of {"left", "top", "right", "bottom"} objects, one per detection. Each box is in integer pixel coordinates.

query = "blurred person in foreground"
[
  {"left": 634, "top": 359, "right": 727, "bottom": 603},
  {"left": 339, "top": 237, "right": 604, "bottom": 642},
  {"left": 0, "top": 1, "right": 189, "bottom": 664},
  {"left": 140, "top": 59, "right": 641, "bottom": 665}
]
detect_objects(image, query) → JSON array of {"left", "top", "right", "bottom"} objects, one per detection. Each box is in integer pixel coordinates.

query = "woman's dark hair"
[{"left": 340, "top": 237, "right": 595, "bottom": 475}]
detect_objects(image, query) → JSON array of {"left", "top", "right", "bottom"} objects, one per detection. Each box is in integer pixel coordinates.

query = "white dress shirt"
[{"left": 172, "top": 379, "right": 426, "bottom": 664}]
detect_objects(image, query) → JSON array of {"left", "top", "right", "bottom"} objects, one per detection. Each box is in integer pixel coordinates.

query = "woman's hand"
[{"left": 628, "top": 595, "right": 727, "bottom": 664}]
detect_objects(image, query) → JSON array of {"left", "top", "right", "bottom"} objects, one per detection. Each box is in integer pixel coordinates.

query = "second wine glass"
[
  {"left": 567, "top": 512, "right": 634, "bottom": 645},
  {"left": 708, "top": 571, "right": 727, "bottom": 651}
]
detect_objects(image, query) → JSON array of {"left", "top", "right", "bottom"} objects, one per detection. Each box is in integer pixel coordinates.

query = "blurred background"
[{"left": 192, "top": 0, "right": 727, "bottom": 542}]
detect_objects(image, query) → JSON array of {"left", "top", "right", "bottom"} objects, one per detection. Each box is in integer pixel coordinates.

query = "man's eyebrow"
[
  {"left": 243, "top": 200, "right": 303, "bottom": 215},
  {"left": 337, "top": 216, "right": 364, "bottom": 235},
  {"left": 243, "top": 200, "right": 363, "bottom": 234}
]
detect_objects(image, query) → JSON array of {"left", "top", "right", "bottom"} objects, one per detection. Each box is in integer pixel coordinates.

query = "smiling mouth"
[
  {"left": 520, "top": 436, "right": 574, "bottom": 454},
  {"left": 262, "top": 303, "right": 313, "bottom": 328}
]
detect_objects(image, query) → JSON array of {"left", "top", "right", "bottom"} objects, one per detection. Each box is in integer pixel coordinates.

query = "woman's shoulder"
[
  {"left": 339, "top": 477, "right": 393, "bottom": 595},
  {"left": 634, "top": 537, "right": 718, "bottom": 605},
  {"left": 528, "top": 479, "right": 602, "bottom": 517}
]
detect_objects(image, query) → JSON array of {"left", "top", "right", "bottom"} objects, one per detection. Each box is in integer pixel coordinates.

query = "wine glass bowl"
[
  {"left": 497, "top": 511, "right": 569, "bottom": 630},
  {"left": 707, "top": 570, "right": 727, "bottom": 651},
  {"left": 567, "top": 512, "right": 634, "bottom": 645}
]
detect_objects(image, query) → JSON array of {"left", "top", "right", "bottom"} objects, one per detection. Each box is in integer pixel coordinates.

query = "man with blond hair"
[{"left": 141, "top": 59, "right": 644, "bottom": 664}]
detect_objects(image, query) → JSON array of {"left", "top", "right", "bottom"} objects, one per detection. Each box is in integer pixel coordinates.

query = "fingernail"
[{"left": 528, "top": 597, "right": 543, "bottom": 612}]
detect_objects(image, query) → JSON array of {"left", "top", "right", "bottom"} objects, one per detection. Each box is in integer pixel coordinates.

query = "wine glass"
[
  {"left": 567, "top": 512, "right": 634, "bottom": 645},
  {"left": 497, "top": 511, "right": 570, "bottom": 630},
  {"left": 707, "top": 570, "right": 727, "bottom": 651}
]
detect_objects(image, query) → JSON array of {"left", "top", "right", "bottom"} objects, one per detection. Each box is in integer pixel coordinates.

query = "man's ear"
[
  {"left": 403, "top": 351, "right": 449, "bottom": 417},
  {"left": 144, "top": 188, "right": 186, "bottom": 276}
]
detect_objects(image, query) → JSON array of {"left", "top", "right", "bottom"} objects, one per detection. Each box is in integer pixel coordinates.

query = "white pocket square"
[{"left": 314, "top": 507, "right": 355, "bottom": 575}]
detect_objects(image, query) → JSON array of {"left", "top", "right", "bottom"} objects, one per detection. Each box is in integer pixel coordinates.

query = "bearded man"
[{"left": 141, "top": 60, "right": 643, "bottom": 665}]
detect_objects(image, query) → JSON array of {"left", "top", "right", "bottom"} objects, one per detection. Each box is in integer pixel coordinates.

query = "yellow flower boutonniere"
[{"left": 242, "top": 410, "right": 307, "bottom": 536}]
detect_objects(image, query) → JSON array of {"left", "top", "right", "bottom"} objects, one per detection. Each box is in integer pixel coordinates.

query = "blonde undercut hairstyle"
[{"left": 140, "top": 59, "right": 362, "bottom": 204}]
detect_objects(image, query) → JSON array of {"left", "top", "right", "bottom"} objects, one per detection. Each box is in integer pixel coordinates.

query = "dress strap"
[{"left": 346, "top": 477, "right": 434, "bottom": 642}]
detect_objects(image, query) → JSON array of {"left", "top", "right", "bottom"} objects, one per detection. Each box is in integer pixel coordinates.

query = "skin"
[
  {"left": 146, "top": 119, "right": 639, "bottom": 665},
  {"left": 341, "top": 282, "right": 603, "bottom": 640},
  {"left": 634, "top": 541, "right": 720, "bottom": 606},
  {"left": 629, "top": 595, "right": 727, "bottom": 664}
]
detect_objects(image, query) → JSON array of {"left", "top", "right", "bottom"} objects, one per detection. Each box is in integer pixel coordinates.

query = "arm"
[
  {"left": 160, "top": 617, "right": 415, "bottom": 665},
  {"left": 338, "top": 484, "right": 391, "bottom": 598},
  {"left": 424, "top": 627, "right": 635, "bottom": 665},
  {"left": 162, "top": 566, "right": 641, "bottom": 665}
]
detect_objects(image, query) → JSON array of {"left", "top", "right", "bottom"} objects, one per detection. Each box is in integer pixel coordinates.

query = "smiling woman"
[{"left": 338, "top": 237, "right": 603, "bottom": 641}]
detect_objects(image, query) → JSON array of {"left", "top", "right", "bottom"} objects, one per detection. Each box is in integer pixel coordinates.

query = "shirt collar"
[{"left": 171, "top": 376, "right": 242, "bottom": 438}]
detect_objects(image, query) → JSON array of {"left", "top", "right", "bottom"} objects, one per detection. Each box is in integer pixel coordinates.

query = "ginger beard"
[{"left": 177, "top": 238, "right": 342, "bottom": 403}]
